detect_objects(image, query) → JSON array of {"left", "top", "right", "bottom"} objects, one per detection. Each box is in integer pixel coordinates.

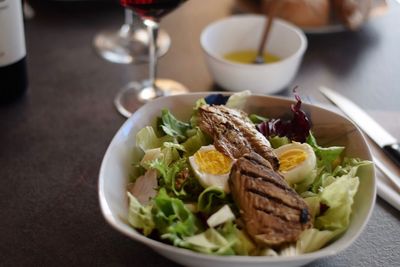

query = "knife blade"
[{"left": 320, "top": 86, "right": 400, "bottom": 168}]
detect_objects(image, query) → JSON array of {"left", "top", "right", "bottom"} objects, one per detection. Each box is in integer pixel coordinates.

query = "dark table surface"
[{"left": 1, "top": 0, "right": 399, "bottom": 266}]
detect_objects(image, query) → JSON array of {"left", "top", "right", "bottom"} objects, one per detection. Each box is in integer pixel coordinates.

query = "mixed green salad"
[{"left": 126, "top": 92, "right": 372, "bottom": 256}]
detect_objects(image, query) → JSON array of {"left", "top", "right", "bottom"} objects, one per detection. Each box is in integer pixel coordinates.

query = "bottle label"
[{"left": 0, "top": 0, "right": 26, "bottom": 67}]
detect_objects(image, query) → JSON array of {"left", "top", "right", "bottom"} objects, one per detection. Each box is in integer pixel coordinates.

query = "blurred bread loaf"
[
  {"left": 333, "top": 0, "right": 372, "bottom": 30},
  {"left": 236, "top": 0, "right": 378, "bottom": 30},
  {"left": 263, "top": 0, "right": 330, "bottom": 28}
]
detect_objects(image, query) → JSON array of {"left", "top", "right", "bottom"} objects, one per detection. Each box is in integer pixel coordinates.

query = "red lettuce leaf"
[{"left": 257, "top": 90, "right": 311, "bottom": 143}]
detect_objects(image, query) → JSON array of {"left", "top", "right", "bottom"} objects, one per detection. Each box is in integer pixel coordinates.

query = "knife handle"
[{"left": 383, "top": 143, "right": 400, "bottom": 168}]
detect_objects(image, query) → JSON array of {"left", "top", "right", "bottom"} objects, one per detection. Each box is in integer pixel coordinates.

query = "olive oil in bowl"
[{"left": 224, "top": 50, "right": 280, "bottom": 64}]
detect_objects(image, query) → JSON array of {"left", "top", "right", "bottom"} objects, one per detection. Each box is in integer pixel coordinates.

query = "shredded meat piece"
[{"left": 198, "top": 105, "right": 279, "bottom": 170}]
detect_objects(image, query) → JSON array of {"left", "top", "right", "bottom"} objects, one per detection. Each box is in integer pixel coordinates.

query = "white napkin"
[{"left": 377, "top": 177, "right": 400, "bottom": 210}]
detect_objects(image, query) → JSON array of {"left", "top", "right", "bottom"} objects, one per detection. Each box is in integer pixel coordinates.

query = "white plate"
[{"left": 302, "top": 23, "right": 347, "bottom": 34}]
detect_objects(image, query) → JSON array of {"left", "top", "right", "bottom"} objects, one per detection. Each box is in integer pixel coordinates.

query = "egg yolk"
[
  {"left": 278, "top": 149, "right": 307, "bottom": 172},
  {"left": 194, "top": 150, "right": 232, "bottom": 175}
]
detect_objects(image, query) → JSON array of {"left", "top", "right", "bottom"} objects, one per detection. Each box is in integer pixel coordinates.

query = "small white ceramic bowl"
[
  {"left": 200, "top": 15, "right": 307, "bottom": 94},
  {"left": 99, "top": 93, "right": 376, "bottom": 267}
]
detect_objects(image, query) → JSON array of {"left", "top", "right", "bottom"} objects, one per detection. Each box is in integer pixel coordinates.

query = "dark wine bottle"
[{"left": 0, "top": 0, "right": 28, "bottom": 104}]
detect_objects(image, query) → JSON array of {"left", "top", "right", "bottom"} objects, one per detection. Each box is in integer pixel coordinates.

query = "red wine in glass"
[{"left": 120, "top": 0, "right": 187, "bottom": 21}]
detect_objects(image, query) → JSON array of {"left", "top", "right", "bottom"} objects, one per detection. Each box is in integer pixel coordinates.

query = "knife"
[{"left": 319, "top": 86, "right": 400, "bottom": 168}]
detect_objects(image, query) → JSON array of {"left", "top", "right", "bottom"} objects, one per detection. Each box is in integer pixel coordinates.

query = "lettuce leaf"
[
  {"left": 269, "top": 136, "right": 290, "bottom": 149},
  {"left": 310, "top": 167, "right": 336, "bottom": 193},
  {"left": 162, "top": 142, "right": 186, "bottom": 152},
  {"left": 136, "top": 126, "right": 174, "bottom": 152},
  {"left": 127, "top": 193, "right": 155, "bottom": 236},
  {"left": 249, "top": 114, "right": 268, "bottom": 124},
  {"left": 182, "top": 128, "right": 211, "bottom": 156},
  {"left": 150, "top": 157, "right": 188, "bottom": 197},
  {"left": 218, "top": 221, "right": 256, "bottom": 255},
  {"left": 129, "top": 146, "right": 146, "bottom": 182},
  {"left": 140, "top": 148, "right": 163, "bottom": 169},
  {"left": 225, "top": 90, "right": 251, "bottom": 109},
  {"left": 307, "top": 131, "right": 345, "bottom": 172},
  {"left": 184, "top": 228, "right": 235, "bottom": 255},
  {"left": 140, "top": 145, "right": 182, "bottom": 170},
  {"left": 161, "top": 147, "right": 180, "bottom": 167},
  {"left": 183, "top": 220, "right": 256, "bottom": 256},
  {"left": 293, "top": 170, "right": 317, "bottom": 194},
  {"left": 303, "top": 196, "right": 320, "bottom": 223},
  {"left": 310, "top": 158, "right": 370, "bottom": 194},
  {"left": 315, "top": 175, "right": 359, "bottom": 230},
  {"left": 296, "top": 228, "right": 339, "bottom": 253},
  {"left": 297, "top": 158, "right": 372, "bottom": 252},
  {"left": 152, "top": 188, "right": 202, "bottom": 246},
  {"left": 159, "top": 109, "right": 191, "bottom": 142},
  {"left": 190, "top": 98, "right": 208, "bottom": 127},
  {"left": 198, "top": 186, "right": 228, "bottom": 214},
  {"left": 315, "top": 159, "right": 371, "bottom": 231},
  {"left": 332, "top": 157, "right": 372, "bottom": 177}
]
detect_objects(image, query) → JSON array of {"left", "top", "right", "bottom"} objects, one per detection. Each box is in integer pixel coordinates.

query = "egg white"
[
  {"left": 189, "top": 145, "right": 233, "bottom": 193},
  {"left": 274, "top": 142, "right": 316, "bottom": 184}
]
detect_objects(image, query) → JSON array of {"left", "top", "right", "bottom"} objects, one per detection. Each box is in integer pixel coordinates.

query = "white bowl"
[
  {"left": 99, "top": 93, "right": 376, "bottom": 267},
  {"left": 200, "top": 15, "right": 307, "bottom": 94}
]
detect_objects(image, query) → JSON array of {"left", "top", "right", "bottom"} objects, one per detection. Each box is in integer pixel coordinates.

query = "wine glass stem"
[
  {"left": 124, "top": 9, "right": 133, "bottom": 25},
  {"left": 145, "top": 19, "right": 160, "bottom": 94}
]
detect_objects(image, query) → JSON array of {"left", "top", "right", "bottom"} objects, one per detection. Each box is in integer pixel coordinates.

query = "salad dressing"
[{"left": 224, "top": 50, "right": 280, "bottom": 64}]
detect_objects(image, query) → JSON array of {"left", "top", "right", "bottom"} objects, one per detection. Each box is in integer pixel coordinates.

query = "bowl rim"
[
  {"left": 98, "top": 92, "right": 376, "bottom": 263},
  {"left": 200, "top": 14, "right": 308, "bottom": 69}
]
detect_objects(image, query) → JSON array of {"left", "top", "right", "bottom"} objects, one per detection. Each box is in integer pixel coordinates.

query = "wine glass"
[
  {"left": 93, "top": 9, "right": 171, "bottom": 64},
  {"left": 115, "top": 0, "right": 188, "bottom": 117}
]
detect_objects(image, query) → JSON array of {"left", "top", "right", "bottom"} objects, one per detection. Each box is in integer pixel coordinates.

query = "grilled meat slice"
[
  {"left": 198, "top": 105, "right": 279, "bottom": 170},
  {"left": 229, "top": 152, "right": 312, "bottom": 247}
]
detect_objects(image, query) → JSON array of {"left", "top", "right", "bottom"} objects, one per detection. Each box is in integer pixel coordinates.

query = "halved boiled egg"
[
  {"left": 274, "top": 142, "right": 316, "bottom": 184},
  {"left": 189, "top": 145, "right": 234, "bottom": 192}
]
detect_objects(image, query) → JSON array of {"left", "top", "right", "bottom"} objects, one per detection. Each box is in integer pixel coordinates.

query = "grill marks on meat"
[
  {"left": 198, "top": 105, "right": 279, "bottom": 170},
  {"left": 229, "top": 152, "right": 312, "bottom": 247},
  {"left": 198, "top": 104, "right": 311, "bottom": 246}
]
